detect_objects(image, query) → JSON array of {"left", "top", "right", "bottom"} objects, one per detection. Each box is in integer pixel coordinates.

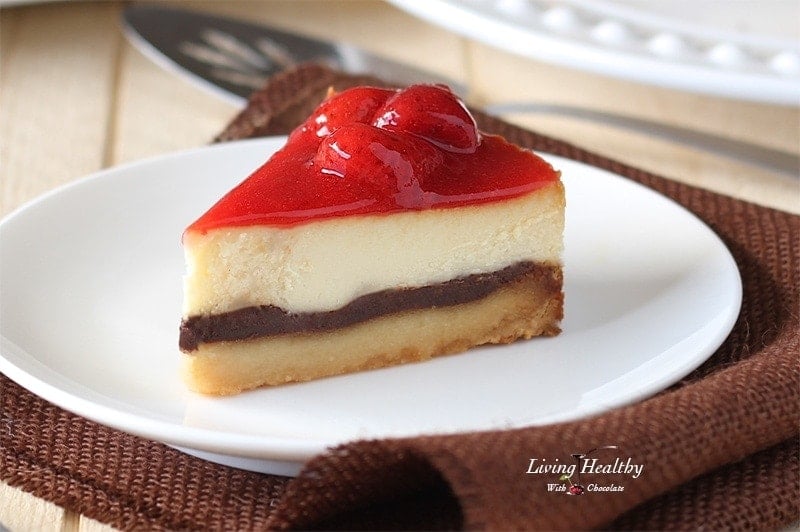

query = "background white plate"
[
  {"left": 388, "top": 0, "right": 800, "bottom": 105},
  {"left": 0, "top": 137, "right": 741, "bottom": 476}
]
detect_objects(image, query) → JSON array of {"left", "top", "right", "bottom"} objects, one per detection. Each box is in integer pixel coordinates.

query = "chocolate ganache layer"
[{"left": 180, "top": 261, "right": 561, "bottom": 352}]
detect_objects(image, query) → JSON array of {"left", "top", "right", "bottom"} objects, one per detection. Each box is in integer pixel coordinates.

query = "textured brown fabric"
[{"left": 1, "top": 63, "right": 798, "bottom": 530}]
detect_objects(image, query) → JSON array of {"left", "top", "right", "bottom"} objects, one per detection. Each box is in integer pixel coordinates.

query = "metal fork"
[{"left": 484, "top": 102, "right": 798, "bottom": 176}]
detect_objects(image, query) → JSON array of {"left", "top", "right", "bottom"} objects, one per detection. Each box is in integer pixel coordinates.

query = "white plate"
[
  {"left": 0, "top": 137, "right": 741, "bottom": 476},
  {"left": 388, "top": 0, "right": 800, "bottom": 105}
]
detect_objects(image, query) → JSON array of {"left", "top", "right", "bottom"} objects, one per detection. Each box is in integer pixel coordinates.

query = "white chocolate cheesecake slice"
[{"left": 180, "top": 84, "right": 564, "bottom": 395}]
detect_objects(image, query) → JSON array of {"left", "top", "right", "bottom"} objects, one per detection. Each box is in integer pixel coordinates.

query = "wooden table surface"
[{"left": 1, "top": 1, "right": 798, "bottom": 530}]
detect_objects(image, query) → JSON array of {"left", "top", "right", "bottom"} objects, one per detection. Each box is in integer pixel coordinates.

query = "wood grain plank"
[
  {"left": 77, "top": 515, "right": 116, "bottom": 532},
  {"left": 0, "top": 482, "right": 66, "bottom": 532},
  {"left": 0, "top": 2, "right": 124, "bottom": 216},
  {"left": 111, "top": 41, "right": 236, "bottom": 165}
]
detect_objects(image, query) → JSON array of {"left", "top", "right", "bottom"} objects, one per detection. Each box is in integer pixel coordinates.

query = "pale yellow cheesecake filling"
[{"left": 183, "top": 181, "right": 564, "bottom": 316}]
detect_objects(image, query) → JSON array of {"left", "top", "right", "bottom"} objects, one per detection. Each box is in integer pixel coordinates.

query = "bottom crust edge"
[{"left": 183, "top": 269, "right": 563, "bottom": 395}]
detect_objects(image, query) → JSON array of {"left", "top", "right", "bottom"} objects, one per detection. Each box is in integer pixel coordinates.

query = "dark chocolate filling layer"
[{"left": 180, "top": 261, "right": 559, "bottom": 351}]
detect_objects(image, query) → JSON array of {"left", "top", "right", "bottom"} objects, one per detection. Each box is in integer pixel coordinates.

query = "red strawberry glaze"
[{"left": 186, "top": 85, "right": 559, "bottom": 234}]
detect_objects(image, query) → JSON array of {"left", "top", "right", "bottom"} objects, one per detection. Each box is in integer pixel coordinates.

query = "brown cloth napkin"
[{"left": 1, "top": 64, "right": 798, "bottom": 530}]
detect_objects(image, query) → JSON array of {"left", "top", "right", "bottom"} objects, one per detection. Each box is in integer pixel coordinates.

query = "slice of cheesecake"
[{"left": 181, "top": 84, "right": 564, "bottom": 395}]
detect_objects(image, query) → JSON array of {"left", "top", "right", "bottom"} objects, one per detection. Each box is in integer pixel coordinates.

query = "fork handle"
[{"left": 485, "top": 103, "right": 798, "bottom": 177}]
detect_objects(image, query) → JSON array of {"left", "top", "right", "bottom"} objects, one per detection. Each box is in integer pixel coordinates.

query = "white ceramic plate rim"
[
  {"left": 388, "top": 0, "right": 800, "bottom": 105},
  {"left": 0, "top": 137, "right": 742, "bottom": 469}
]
